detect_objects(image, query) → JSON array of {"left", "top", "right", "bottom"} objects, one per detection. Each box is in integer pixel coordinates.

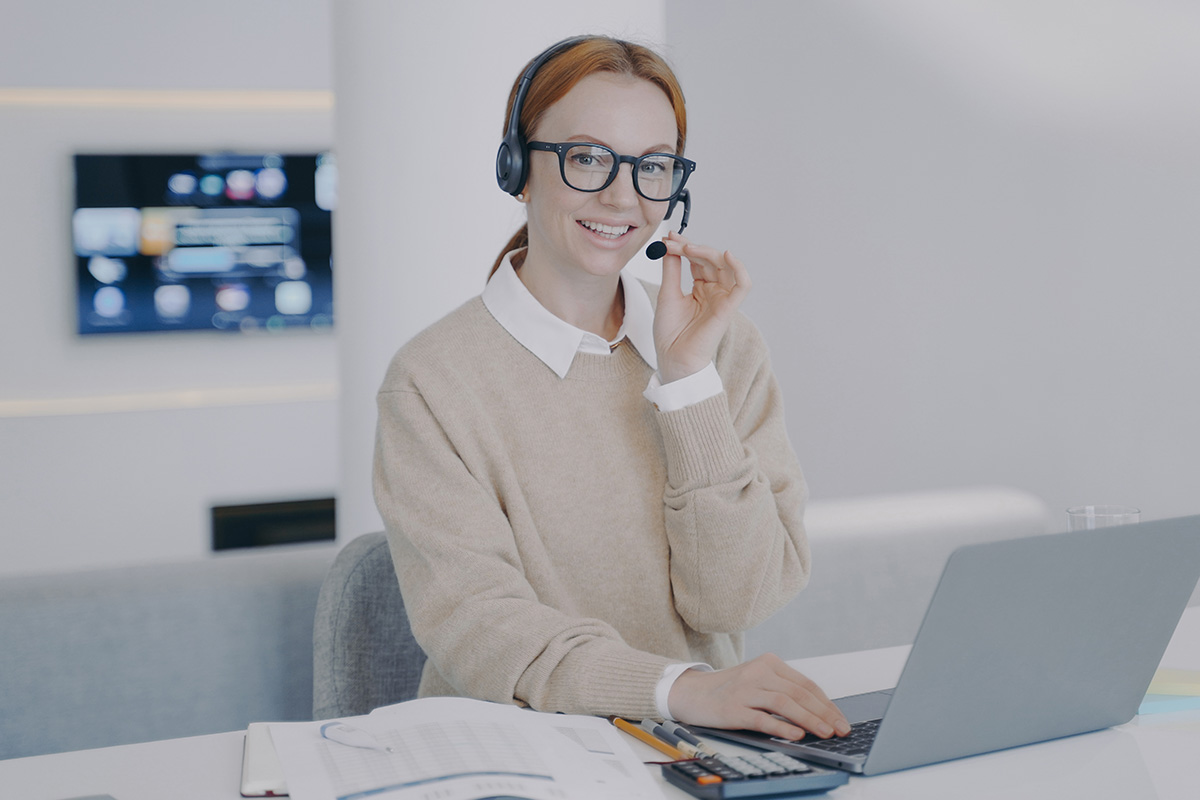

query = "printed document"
[{"left": 269, "top": 696, "right": 663, "bottom": 800}]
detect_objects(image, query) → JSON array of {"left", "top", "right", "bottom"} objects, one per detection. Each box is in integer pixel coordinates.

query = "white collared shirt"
[
  {"left": 481, "top": 251, "right": 718, "bottom": 718},
  {"left": 482, "top": 252, "right": 722, "bottom": 410}
]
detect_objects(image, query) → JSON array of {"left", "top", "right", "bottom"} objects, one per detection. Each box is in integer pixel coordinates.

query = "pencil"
[
  {"left": 610, "top": 717, "right": 687, "bottom": 760},
  {"left": 640, "top": 719, "right": 703, "bottom": 759},
  {"left": 659, "top": 720, "right": 720, "bottom": 757}
]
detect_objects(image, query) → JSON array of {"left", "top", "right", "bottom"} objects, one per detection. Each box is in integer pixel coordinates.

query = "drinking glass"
[{"left": 1066, "top": 505, "right": 1141, "bottom": 532}]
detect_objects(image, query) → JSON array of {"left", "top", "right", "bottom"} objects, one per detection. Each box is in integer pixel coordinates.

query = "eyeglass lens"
[{"left": 561, "top": 144, "right": 685, "bottom": 201}]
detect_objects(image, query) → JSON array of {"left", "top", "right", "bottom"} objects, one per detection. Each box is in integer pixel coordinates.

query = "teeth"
[{"left": 579, "top": 220, "right": 630, "bottom": 238}]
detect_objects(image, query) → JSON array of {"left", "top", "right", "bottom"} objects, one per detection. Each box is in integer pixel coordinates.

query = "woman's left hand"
[
  {"left": 668, "top": 654, "right": 851, "bottom": 741},
  {"left": 653, "top": 231, "right": 752, "bottom": 384}
]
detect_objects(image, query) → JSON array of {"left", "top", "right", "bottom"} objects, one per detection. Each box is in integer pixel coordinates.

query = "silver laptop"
[{"left": 692, "top": 514, "right": 1200, "bottom": 775}]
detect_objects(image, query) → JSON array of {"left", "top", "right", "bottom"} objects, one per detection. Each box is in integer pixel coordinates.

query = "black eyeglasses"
[{"left": 527, "top": 141, "right": 696, "bottom": 202}]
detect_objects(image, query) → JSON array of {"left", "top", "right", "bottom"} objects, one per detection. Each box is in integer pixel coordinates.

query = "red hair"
[{"left": 490, "top": 36, "right": 687, "bottom": 278}]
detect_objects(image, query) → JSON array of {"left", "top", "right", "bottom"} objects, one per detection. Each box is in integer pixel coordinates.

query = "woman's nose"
[{"left": 598, "top": 163, "right": 639, "bottom": 208}]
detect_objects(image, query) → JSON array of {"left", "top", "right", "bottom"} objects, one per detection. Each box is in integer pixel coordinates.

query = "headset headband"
[{"left": 495, "top": 36, "right": 592, "bottom": 196}]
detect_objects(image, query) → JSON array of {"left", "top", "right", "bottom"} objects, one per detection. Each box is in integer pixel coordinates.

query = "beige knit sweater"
[{"left": 373, "top": 292, "right": 810, "bottom": 720}]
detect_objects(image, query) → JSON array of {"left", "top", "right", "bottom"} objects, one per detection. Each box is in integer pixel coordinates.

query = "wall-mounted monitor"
[{"left": 73, "top": 152, "right": 335, "bottom": 335}]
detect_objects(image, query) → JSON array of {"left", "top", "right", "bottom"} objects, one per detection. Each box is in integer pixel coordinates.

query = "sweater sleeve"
[
  {"left": 655, "top": 316, "right": 811, "bottom": 634},
  {"left": 374, "top": 384, "right": 672, "bottom": 720}
]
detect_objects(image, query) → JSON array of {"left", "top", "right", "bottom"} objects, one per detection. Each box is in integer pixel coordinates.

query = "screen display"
[{"left": 73, "top": 152, "right": 335, "bottom": 335}]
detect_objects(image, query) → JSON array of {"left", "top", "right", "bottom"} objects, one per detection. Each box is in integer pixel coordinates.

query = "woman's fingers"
[
  {"left": 667, "top": 654, "right": 851, "bottom": 740},
  {"left": 721, "top": 249, "right": 752, "bottom": 295},
  {"left": 776, "top": 659, "right": 837, "bottom": 709},
  {"left": 656, "top": 239, "right": 684, "bottom": 300},
  {"left": 756, "top": 658, "right": 849, "bottom": 738},
  {"left": 659, "top": 233, "right": 749, "bottom": 304},
  {"left": 665, "top": 234, "right": 730, "bottom": 285}
]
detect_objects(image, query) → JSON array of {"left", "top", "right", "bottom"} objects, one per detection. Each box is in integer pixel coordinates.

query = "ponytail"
[{"left": 489, "top": 224, "right": 529, "bottom": 279}]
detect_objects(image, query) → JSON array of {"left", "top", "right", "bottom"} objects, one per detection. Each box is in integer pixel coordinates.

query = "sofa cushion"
[
  {"left": 745, "top": 486, "right": 1052, "bottom": 660},
  {"left": 0, "top": 542, "right": 335, "bottom": 759}
]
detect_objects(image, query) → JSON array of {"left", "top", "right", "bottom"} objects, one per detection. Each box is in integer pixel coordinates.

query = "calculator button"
[
  {"left": 717, "top": 755, "right": 766, "bottom": 776},
  {"left": 761, "top": 752, "right": 812, "bottom": 772}
]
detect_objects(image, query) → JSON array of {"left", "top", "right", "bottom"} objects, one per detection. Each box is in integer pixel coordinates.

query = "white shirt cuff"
[
  {"left": 643, "top": 362, "right": 723, "bottom": 412},
  {"left": 656, "top": 662, "right": 714, "bottom": 721}
]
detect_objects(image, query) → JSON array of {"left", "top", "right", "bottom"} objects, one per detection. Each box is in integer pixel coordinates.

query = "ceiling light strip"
[
  {"left": 0, "top": 87, "right": 334, "bottom": 111},
  {"left": 0, "top": 382, "right": 338, "bottom": 419}
]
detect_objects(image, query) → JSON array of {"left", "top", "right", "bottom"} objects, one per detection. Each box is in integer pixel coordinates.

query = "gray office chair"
[{"left": 312, "top": 532, "right": 427, "bottom": 719}]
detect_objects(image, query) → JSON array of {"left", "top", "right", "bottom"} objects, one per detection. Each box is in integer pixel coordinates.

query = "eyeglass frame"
[{"left": 526, "top": 141, "right": 696, "bottom": 202}]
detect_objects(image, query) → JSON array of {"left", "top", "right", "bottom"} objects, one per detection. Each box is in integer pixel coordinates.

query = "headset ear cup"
[
  {"left": 495, "top": 142, "right": 511, "bottom": 191},
  {"left": 496, "top": 138, "right": 525, "bottom": 196}
]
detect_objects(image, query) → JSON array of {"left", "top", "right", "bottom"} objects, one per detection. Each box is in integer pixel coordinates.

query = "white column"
[{"left": 332, "top": 1, "right": 667, "bottom": 539}]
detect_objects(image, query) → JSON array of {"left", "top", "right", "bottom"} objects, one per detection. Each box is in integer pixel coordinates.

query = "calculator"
[{"left": 662, "top": 751, "right": 848, "bottom": 798}]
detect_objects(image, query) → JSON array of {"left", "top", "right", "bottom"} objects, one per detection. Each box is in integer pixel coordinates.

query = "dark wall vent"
[{"left": 212, "top": 497, "right": 335, "bottom": 551}]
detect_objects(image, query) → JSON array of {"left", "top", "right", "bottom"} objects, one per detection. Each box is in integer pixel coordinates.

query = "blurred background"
[{"left": 2, "top": 0, "right": 1196, "bottom": 577}]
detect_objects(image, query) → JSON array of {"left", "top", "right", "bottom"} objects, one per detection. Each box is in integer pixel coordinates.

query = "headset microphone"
[{"left": 645, "top": 189, "right": 691, "bottom": 260}]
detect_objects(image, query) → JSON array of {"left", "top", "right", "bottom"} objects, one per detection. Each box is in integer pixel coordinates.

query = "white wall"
[
  {"left": 5, "top": 0, "right": 1198, "bottom": 577},
  {"left": 667, "top": 0, "right": 1200, "bottom": 522},
  {"left": 0, "top": 1, "right": 337, "bottom": 576}
]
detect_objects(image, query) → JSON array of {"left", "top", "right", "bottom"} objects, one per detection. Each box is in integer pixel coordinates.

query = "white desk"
[{"left": 5, "top": 606, "right": 1200, "bottom": 800}]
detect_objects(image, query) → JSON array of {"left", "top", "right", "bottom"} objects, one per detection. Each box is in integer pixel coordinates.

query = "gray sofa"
[
  {"left": 0, "top": 542, "right": 336, "bottom": 760},
  {"left": 1, "top": 486, "right": 1056, "bottom": 761}
]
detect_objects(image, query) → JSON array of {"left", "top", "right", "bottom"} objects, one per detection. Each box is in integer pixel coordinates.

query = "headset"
[
  {"left": 495, "top": 36, "right": 589, "bottom": 197},
  {"left": 495, "top": 36, "right": 692, "bottom": 259}
]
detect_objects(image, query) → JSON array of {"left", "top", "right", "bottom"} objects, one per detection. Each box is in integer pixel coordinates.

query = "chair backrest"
[{"left": 312, "top": 532, "right": 427, "bottom": 720}]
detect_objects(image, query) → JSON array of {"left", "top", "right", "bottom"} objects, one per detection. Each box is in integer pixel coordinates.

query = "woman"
[{"left": 373, "top": 35, "right": 849, "bottom": 742}]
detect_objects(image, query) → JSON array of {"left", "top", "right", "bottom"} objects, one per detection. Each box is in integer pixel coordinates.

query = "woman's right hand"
[{"left": 667, "top": 653, "right": 851, "bottom": 740}]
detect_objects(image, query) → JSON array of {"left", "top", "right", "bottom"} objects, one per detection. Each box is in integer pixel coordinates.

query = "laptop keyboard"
[{"left": 799, "top": 719, "right": 881, "bottom": 757}]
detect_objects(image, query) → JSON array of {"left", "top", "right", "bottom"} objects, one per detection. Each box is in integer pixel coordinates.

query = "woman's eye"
[
  {"left": 568, "top": 147, "right": 612, "bottom": 171},
  {"left": 640, "top": 160, "right": 666, "bottom": 175}
]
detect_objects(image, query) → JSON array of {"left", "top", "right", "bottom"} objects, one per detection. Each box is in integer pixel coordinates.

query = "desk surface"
[{"left": 5, "top": 606, "right": 1200, "bottom": 800}]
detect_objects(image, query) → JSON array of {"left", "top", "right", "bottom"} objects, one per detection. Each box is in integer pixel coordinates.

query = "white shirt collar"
[{"left": 482, "top": 251, "right": 659, "bottom": 379}]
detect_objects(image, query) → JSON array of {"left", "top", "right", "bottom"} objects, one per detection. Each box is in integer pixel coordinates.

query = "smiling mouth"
[{"left": 578, "top": 220, "right": 633, "bottom": 239}]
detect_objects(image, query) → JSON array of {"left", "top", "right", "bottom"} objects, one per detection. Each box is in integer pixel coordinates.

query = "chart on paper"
[{"left": 318, "top": 719, "right": 565, "bottom": 800}]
